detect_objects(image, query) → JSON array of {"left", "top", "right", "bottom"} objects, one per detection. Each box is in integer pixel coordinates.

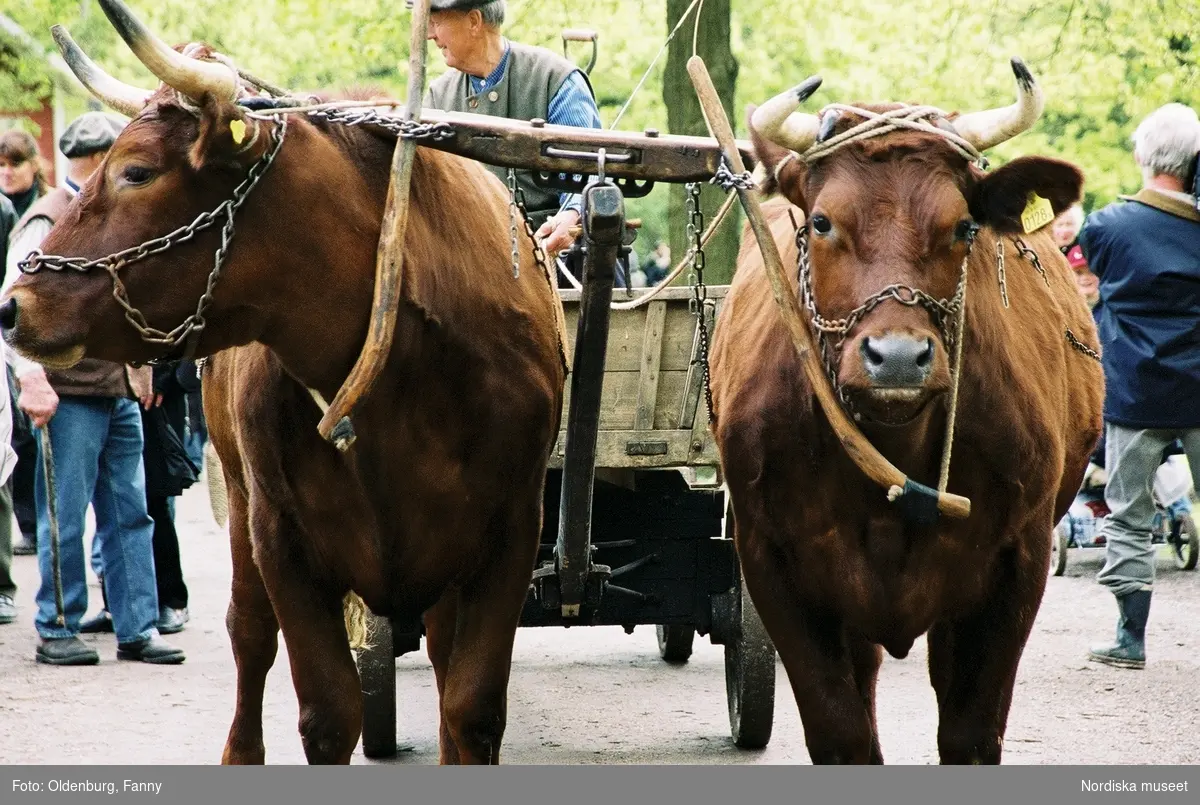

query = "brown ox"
[
  {"left": 709, "top": 61, "right": 1104, "bottom": 763},
  {"left": 1, "top": 1, "right": 565, "bottom": 765}
]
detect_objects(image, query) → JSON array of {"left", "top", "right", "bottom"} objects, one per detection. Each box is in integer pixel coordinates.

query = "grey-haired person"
[
  {"left": 416, "top": 0, "right": 603, "bottom": 257},
  {"left": 1079, "top": 103, "right": 1200, "bottom": 670}
]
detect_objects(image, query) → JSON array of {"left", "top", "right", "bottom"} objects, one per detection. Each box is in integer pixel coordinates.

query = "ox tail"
[
  {"left": 343, "top": 592, "right": 372, "bottom": 652},
  {"left": 204, "top": 441, "right": 229, "bottom": 529}
]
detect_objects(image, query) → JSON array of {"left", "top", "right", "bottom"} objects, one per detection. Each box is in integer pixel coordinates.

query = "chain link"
[
  {"left": 508, "top": 176, "right": 568, "bottom": 370},
  {"left": 507, "top": 168, "right": 521, "bottom": 279},
  {"left": 685, "top": 182, "right": 716, "bottom": 424},
  {"left": 301, "top": 107, "right": 456, "bottom": 143},
  {"left": 995, "top": 237, "right": 1010, "bottom": 308},
  {"left": 710, "top": 158, "right": 756, "bottom": 192},
  {"left": 1065, "top": 328, "right": 1102, "bottom": 361},
  {"left": 20, "top": 117, "right": 289, "bottom": 358},
  {"left": 795, "top": 224, "right": 970, "bottom": 418},
  {"left": 1012, "top": 236, "right": 1050, "bottom": 287}
]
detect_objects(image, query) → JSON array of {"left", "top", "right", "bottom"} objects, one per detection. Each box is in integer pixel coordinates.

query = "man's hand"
[
  {"left": 535, "top": 209, "right": 582, "bottom": 257},
  {"left": 17, "top": 368, "right": 59, "bottom": 429}
]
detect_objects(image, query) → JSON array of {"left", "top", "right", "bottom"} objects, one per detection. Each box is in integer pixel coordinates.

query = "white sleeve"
[
  {"left": 3, "top": 218, "right": 52, "bottom": 377},
  {"left": 0, "top": 340, "right": 16, "bottom": 487}
]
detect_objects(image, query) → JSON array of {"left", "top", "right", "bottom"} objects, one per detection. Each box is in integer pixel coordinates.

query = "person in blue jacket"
[{"left": 1079, "top": 103, "right": 1200, "bottom": 670}]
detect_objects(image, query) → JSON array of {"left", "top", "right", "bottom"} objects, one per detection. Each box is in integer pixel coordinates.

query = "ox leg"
[
  {"left": 437, "top": 502, "right": 539, "bottom": 765},
  {"left": 740, "top": 545, "right": 878, "bottom": 764},
  {"left": 250, "top": 497, "right": 364, "bottom": 765},
  {"left": 424, "top": 590, "right": 461, "bottom": 764},
  {"left": 927, "top": 547, "right": 1045, "bottom": 765},
  {"left": 222, "top": 482, "right": 280, "bottom": 765},
  {"left": 849, "top": 635, "right": 885, "bottom": 764}
]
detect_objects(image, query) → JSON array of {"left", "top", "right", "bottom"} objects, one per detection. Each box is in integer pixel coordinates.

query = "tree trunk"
[{"left": 664, "top": 0, "right": 740, "bottom": 285}]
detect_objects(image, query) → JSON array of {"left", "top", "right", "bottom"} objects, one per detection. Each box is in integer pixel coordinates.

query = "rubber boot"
[{"left": 1088, "top": 589, "right": 1151, "bottom": 669}]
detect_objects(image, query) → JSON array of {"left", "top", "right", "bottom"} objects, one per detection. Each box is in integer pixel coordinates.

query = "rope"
[
  {"left": 39, "top": 428, "right": 65, "bottom": 626},
  {"left": 608, "top": 0, "right": 707, "bottom": 130},
  {"left": 938, "top": 246, "right": 971, "bottom": 495},
  {"left": 610, "top": 189, "right": 738, "bottom": 310},
  {"left": 800, "top": 104, "right": 988, "bottom": 169}
]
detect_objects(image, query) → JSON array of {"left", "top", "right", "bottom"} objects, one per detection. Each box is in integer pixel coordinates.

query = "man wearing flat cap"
[
  {"left": 3, "top": 111, "right": 185, "bottom": 666},
  {"left": 416, "top": 0, "right": 603, "bottom": 256}
]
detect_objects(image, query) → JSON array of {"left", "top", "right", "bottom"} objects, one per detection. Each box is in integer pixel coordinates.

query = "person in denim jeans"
[{"left": 3, "top": 112, "right": 184, "bottom": 665}]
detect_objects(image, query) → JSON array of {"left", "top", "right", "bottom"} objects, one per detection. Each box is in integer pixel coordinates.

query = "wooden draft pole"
[
  {"left": 685, "top": 55, "right": 971, "bottom": 521},
  {"left": 317, "top": 0, "right": 432, "bottom": 449}
]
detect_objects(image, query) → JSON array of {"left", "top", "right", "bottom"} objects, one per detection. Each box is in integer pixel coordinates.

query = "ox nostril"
[
  {"left": 915, "top": 338, "right": 934, "bottom": 368},
  {"left": 861, "top": 338, "right": 885, "bottom": 368},
  {"left": 0, "top": 298, "right": 16, "bottom": 331}
]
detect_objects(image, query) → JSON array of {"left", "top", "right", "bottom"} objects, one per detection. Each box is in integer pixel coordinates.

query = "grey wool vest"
[{"left": 427, "top": 41, "right": 594, "bottom": 229}]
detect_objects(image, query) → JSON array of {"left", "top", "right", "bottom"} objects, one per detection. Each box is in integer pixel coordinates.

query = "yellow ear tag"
[
  {"left": 1021, "top": 192, "right": 1054, "bottom": 234},
  {"left": 230, "top": 119, "right": 247, "bottom": 145}
]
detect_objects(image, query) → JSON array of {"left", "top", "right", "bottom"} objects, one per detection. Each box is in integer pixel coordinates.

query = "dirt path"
[{"left": 1, "top": 482, "right": 1197, "bottom": 765}]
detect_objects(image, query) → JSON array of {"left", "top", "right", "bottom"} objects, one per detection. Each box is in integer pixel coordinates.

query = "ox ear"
[
  {"left": 968, "top": 156, "right": 1084, "bottom": 234},
  {"left": 747, "top": 103, "right": 810, "bottom": 211},
  {"left": 188, "top": 95, "right": 259, "bottom": 171}
]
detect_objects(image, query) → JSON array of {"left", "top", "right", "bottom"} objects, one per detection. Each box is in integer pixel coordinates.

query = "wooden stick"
[
  {"left": 685, "top": 56, "right": 971, "bottom": 520},
  {"left": 317, "top": 0, "right": 432, "bottom": 449}
]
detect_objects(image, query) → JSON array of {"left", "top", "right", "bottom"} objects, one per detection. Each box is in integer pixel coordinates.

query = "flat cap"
[
  {"left": 405, "top": 0, "right": 496, "bottom": 11},
  {"left": 59, "top": 112, "right": 127, "bottom": 159}
]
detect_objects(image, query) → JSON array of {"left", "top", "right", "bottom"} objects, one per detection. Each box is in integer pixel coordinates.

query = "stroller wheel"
[
  {"left": 1051, "top": 523, "right": 1069, "bottom": 577},
  {"left": 1173, "top": 512, "right": 1199, "bottom": 571}
]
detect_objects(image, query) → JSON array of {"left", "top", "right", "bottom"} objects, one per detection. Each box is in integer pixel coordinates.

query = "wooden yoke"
[
  {"left": 685, "top": 56, "right": 971, "bottom": 521},
  {"left": 317, "top": 0, "right": 431, "bottom": 449}
]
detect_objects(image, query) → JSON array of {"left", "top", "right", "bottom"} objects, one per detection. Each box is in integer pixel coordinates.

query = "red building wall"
[{"left": 0, "top": 98, "right": 57, "bottom": 187}]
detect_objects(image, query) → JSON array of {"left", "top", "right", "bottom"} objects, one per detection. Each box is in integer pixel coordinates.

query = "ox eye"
[
  {"left": 810, "top": 214, "right": 833, "bottom": 235},
  {"left": 121, "top": 165, "right": 154, "bottom": 185},
  {"left": 954, "top": 219, "right": 978, "bottom": 242}
]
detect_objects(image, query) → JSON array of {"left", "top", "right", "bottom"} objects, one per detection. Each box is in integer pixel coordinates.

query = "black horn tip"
[
  {"left": 817, "top": 110, "right": 841, "bottom": 143},
  {"left": 98, "top": 0, "right": 141, "bottom": 46},
  {"left": 794, "top": 76, "right": 823, "bottom": 103},
  {"left": 1010, "top": 57, "right": 1036, "bottom": 91}
]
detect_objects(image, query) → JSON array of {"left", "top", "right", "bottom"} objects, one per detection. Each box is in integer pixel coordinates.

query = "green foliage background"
[{"left": 4, "top": 0, "right": 1198, "bottom": 263}]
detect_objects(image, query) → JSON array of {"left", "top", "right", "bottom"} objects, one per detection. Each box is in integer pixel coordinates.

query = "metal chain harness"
[
  {"left": 18, "top": 117, "right": 289, "bottom": 362},
  {"left": 505, "top": 168, "right": 569, "bottom": 371},
  {"left": 996, "top": 234, "right": 1101, "bottom": 362},
  {"left": 795, "top": 225, "right": 971, "bottom": 417},
  {"left": 300, "top": 107, "right": 457, "bottom": 144},
  {"left": 685, "top": 182, "right": 717, "bottom": 424}
]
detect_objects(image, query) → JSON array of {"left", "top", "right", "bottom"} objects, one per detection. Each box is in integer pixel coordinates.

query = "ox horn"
[
  {"left": 51, "top": 26, "right": 151, "bottom": 118},
  {"left": 951, "top": 57, "right": 1045, "bottom": 152},
  {"left": 98, "top": 0, "right": 238, "bottom": 103},
  {"left": 750, "top": 76, "right": 823, "bottom": 153}
]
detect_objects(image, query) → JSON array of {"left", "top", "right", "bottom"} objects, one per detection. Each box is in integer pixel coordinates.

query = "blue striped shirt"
[{"left": 469, "top": 39, "right": 601, "bottom": 217}]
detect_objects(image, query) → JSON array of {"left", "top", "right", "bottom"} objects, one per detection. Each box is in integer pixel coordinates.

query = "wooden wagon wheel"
[
  {"left": 724, "top": 555, "right": 776, "bottom": 749},
  {"left": 358, "top": 614, "right": 398, "bottom": 758},
  {"left": 656, "top": 624, "right": 696, "bottom": 664},
  {"left": 715, "top": 504, "right": 776, "bottom": 750}
]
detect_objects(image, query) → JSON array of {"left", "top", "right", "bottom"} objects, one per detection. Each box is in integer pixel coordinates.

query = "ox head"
[
  {"left": 1, "top": 0, "right": 285, "bottom": 367},
  {"left": 749, "top": 60, "right": 1083, "bottom": 426}
]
